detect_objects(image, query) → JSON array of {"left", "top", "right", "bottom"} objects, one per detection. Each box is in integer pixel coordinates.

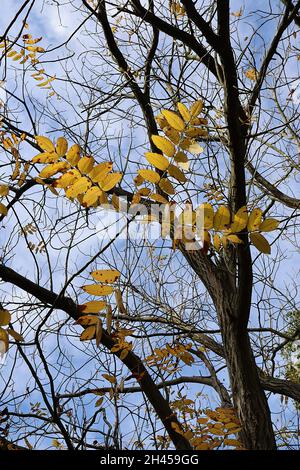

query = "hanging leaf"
[
  {"left": 159, "top": 178, "right": 176, "bottom": 195},
  {"left": 78, "top": 301, "right": 107, "bottom": 313},
  {"left": 163, "top": 126, "right": 180, "bottom": 145},
  {"left": 77, "top": 156, "right": 95, "bottom": 174},
  {"left": 0, "top": 328, "right": 9, "bottom": 353},
  {"left": 177, "top": 102, "right": 191, "bottom": 122},
  {"left": 106, "top": 305, "right": 113, "bottom": 334},
  {"left": 95, "top": 319, "right": 103, "bottom": 347},
  {"left": 151, "top": 135, "right": 175, "bottom": 157},
  {"left": 259, "top": 218, "right": 280, "bottom": 232},
  {"left": 0, "top": 202, "right": 8, "bottom": 216},
  {"left": 247, "top": 208, "right": 262, "bottom": 231},
  {"left": 138, "top": 169, "right": 160, "bottom": 184},
  {"left": 190, "top": 99, "right": 203, "bottom": 117},
  {"left": 144, "top": 152, "right": 169, "bottom": 171},
  {"left": 197, "top": 203, "right": 214, "bottom": 229},
  {"left": 230, "top": 206, "right": 248, "bottom": 233},
  {"left": 149, "top": 193, "right": 169, "bottom": 204},
  {"left": 102, "top": 373, "right": 117, "bottom": 384},
  {"left": 174, "top": 151, "right": 188, "bottom": 163},
  {"left": 91, "top": 269, "right": 120, "bottom": 283},
  {"left": 168, "top": 164, "right": 187, "bottom": 183},
  {"left": 35, "top": 135, "right": 55, "bottom": 153},
  {"left": 0, "top": 185, "right": 9, "bottom": 197},
  {"left": 66, "top": 144, "right": 81, "bottom": 165},
  {"left": 80, "top": 325, "right": 96, "bottom": 341},
  {"left": 213, "top": 205, "right": 230, "bottom": 231},
  {"left": 99, "top": 172, "right": 122, "bottom": 192},
  {"left": 213, "top": 233, "right": 221, "bottom": 251},
  {"left": 77, "top": 315, "right": 100, "bottom": 326},
  {"left": 56, "top": 137, "right": 68, "bottom": 157},
  {"left": 82, "top": 187, "right": 102, "bottom": 207},
  {"left": 0, "top": 310, "right": 11, "bottom": 326},
  {"left": 81, "top": 284, "right": 114, "bottom": 296},
  {"left": 161, "top": 110, "right": 185, "bottom": 131},
  {"left": 227, "top": 234, "right": 243, "bottom": 244},
  {"left": 250, "top": 232, "right": 271, "bottom": 254}
]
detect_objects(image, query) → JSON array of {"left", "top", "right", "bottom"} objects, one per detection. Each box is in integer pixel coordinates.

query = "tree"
[{"left": 0, "top": 0, "right": 300, "bottom": 451}]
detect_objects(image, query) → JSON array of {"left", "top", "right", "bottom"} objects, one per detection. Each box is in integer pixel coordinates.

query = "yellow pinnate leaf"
[
  {"left": 35, "top": 135, "right": 55, "bottom": 153},
  {"left": 7, "top": 329, "right": 24, "bottom": 342},
  {"left": 177, "top": 102, "right": 191, "bottom": 122},
  {"left": 66, "top": 176, "right": 91, "bottom": 198},
  {"left": 0, "top": 185, "right": 9, "bottom": 197},
  {"left": 174, "top": 151, "right": 188, "bottom": 163},
  {"left": 149, "top": 193, "right": 169, "bottom": 204},
  {"left": 161, "top": 110, "right": 185, "bottom": 131},
  {"left": 78, "top": 301, "right": 107, "bottom": 313},
  {"left": 259, "top": 218, "right": 279, "bottom": 232},
  {"left": 91, "top": 269, "right": 120, "bottom": 283},
  {"left": 77, "top": 315, "right": 100, "bottom": 326},
  {"left": 151, "top": 135, "right": 175, "bottom": 157},
  {"left": 187, "top": 141, "right": 204, "bottom": 154},
  {"left": 167, "top": 164, "right": 187, "bottom": 183},
  {"left": 247, "top": 208, "right": 262, "bottom": 231},
  {"left": 66, "top": 144, "right": 81, "bottom": 165},
  {"left": 196, "top": 203, "right": 214, "bottom": 229},
  {"left": 159, "top": 178, "right": 176, "bottom": 195},
  {"left": 81, "top": 284, "right": 114, "bottom": 296},
  {"left": 144, "top": 152, "right": 169, "bottom": 171},
  {"left": 230, "top": 206, "right": 248, "bottom": 232},
  {"left": 155, "top": 114, "right": 168, "bottom": 129},
  {"left": 89, "top": 162, "right": 113, "bottom": 182},
  {"left": 32, "top": 152, "right": 59, "bottom": 164},
  {"left": 77, "top": 156, "right": 95, "bottom": 174},
  {"left": 56, "top": 137, "right": 68, "bottom": 157},
  {"left": 138, "top": 169, "right": 160, "bottom": 184},
  {"left": 53, "top": 171, "right": 79, "bottom": 189},
  {"left": 223, "top": 438, "right": 243, "bottom": 447},
  {"left": 0, "top": 327, "right": 9, "bottom": 353},
  {"left": 163, "top": 126, "right": 180, "bottom": 145},
  {"left": 250, "top": 232, "right": 271, "bottom": 254},
  {"left": 82, "top": 186, "right": 102, "bottom": 207},
  {"left": 213, "top": 205, "right": 230, "bottom": 231},
  {"left": 80, "top": 325, "right": 96, "bottom": 341},
  {"left": 100, "top": 172, "right": 122, "bottom": 191},
  {"left": 102, "top": 374, "right": 117, "bottom": 384},
  {"left": 213, "top": 234, "right": 221, "bottom": 251},
  {"left": 137, "top": 187, "right": 151, "bottom": 197},
  {"left": 39, "top": 162, "right": 69, "bottom": 179},
  {"left": 0, "top": 309, "right": 11, "bottom": 326},
  {"left": 227, "top": 234, "right": 243, "bottom": 244},
  {"left": 190, "top": 99, "right": 203, "bottom": 117}
]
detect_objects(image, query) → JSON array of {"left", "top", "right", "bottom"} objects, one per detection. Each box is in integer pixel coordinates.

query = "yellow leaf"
[
  {"left": 39, "top": 162, "right": 69, "bottom": 179},
  {"left": 77, "top": 315, "right": 100, "bottom": 326},
  {"left": 245, "top": 68, "right": 258, "bottom": 81},
  {"left": 196, "top": 203, "right": 214, "bottom": 229},
  {"left": 230, "top": 206, "right": 248, "bottom": 232},
  {"left": 102, "top": 374, "right": 117, "bottom": 384},
  {"left": 161, "top": 110, "right": 185, "bottom": 131},
  {"left": 187, "top": 142, "right": 204, "bottom": 154},
  {"left": 250, "top": 232, "right": 271, "bottom": 254},
  {"left": 89, "top": 162, "right": 113, "bottom": 182},
  {"left": 82, "top": 187, "right": 102, "bottom": 207},
  {"left": 177, "top": 102, "right": 191, "bottom": 122},
  {"left": 227, "top": 234, "right": 243, "bottom": 244},
  {"left": 32, "top": 152, "right": 59, "bottom": 164},
  {"left": 80, "top": 325, "right": 96, "bottom": 341},
  {"left": 0, "top": 202, "right": 8, "bottom": 216},
  {"left": 213, "top": 234, "right": 221, "bottom": 251},
  {"left": 0, "top": 327, "right": 9, "bottom": 352},
  {"left": 167, "top": 164, "right": 187, "bottom": 183},
  {"left": 0, "top": 310, "right": 11, "bottom": 326},
  {"left": 213, "top": 205, "right": 230, "bottom": 231},
  {"left": 138, "top": 169, "right": 160, "bottom": 184},
  {"left": 35, "top": 135, "right": 55, "bottom": 153},
  {"left": 174, "top": 151, "right": 188, "bottom": 163},
  {"left": 247, "top": 208, "right": 262, "bottom": 231},
  {"left": 144, "top": 152, "right": 169, "bottom": 171},
  {"left": 115, "top": 289, "right": 127, "bottom": 314},
  {"left": 106, "top": 305, "right": 113, "bottom": 334},
  {"left": 78, "top": 301, "right": 107, "bottom": 313},
  {"left": 56, "top": 137, "right": 68, "bottom": 157},
  {"left": 91, "top": 269, "right": 120, "bottom": 283},
  {"left": 95, "top": 397, "right": 104, "bottom": 407},
  {"left": 54, "top": 171, "right": 79, "bottom": 189},
  {"left": 163, "top": 126, "right": 180, "bottom": 145},
  {"left": 259, "top": 218, "right": 279, "bottom": 232},
  {"left": 223, "top": 438, "right": 243, "bottom": 447},
  {"left": 190, "top": 99, "right": 203, "bottom": 117},
  {"left": 0, "top": 185, "right": 9, "bottom": 197},
  {"left": 66, "top": 144, "right": 81, "bottom": 165},
  {"left": 77, "top": 156, "right": 95, "bottom": 174},
  {"left": 81, "top": 284, "right": 114, "bottom": 296},
  {"left": 151, "top": 135, "right": 175, "bottom": 158},
  {"left": 95, "top": 319, "right": 103, "bottom": 347},
  {"left": 159, "top": 178, "right": 176, "bottom": 195},
  {"left": 100, "top": 172, "right": 122, "bottom": 191},
  {"left": 149, "top": 193, "right": 169, "bottom": 204},
  {"left": 66, "top": 177, "right": 91, "bottom": 198}
]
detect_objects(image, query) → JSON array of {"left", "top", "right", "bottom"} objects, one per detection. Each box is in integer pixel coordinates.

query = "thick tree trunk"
[{"left": 219, "top": 303, "right": 277, "bottom": 449}]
